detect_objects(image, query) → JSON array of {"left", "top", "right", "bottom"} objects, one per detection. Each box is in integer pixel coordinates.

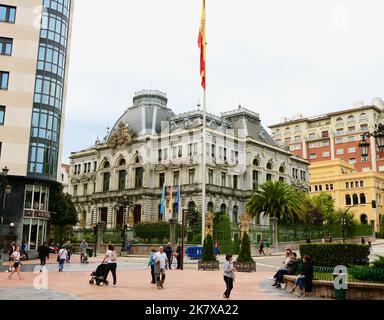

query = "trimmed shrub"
[
  {"left": 202, "top": 234, "right": 216, "bottom": 261},
  {"left": 237, "top": 232, "right": 254, "bottom": 262},
  {"left": 372, "top": 256, "right": 384, "bottom": 269},
  {"left": 300, "top": 244, "right": 370, "bottom": 267},
  {"left": 348, "top": 267, "right": 384, "bottom": 283},
  {"left": 134, "top": 222, "right": 181, "bottom": 243}
]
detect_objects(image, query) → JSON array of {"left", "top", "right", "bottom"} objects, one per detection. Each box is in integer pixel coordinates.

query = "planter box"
[
  {"left": 234, "top": 261, "right": 256, "bottom": 272},
  {"left": 198, "top": 260, "right": 220, "bottom": 271}
]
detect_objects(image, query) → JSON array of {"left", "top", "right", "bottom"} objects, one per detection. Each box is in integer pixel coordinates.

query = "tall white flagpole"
[{"left": 201, "top": 3, "right": 207, "bottom": 246}]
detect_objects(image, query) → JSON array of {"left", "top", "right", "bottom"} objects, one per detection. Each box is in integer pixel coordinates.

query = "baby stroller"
[{"left": 89, "top": 263, "right": 109, "bottom": 286}]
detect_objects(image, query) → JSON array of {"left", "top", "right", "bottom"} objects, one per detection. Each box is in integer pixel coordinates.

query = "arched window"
[
  {"left": 118, "top": 170, "right": 126, "bottom": 190},
  {"left": 232, "top": 206, "right": 239, "bottom": 224},
  {"left": 103, "top": 161, "right": 110, "bottom": 169},
  {"left": 207, "top": 201, "right": 214, "bottom": 212},
  {"left": 279, "top": 166, "right": 285, "bottom": 174},
  {"left": 294, "top": 125, "right": 301, "bottom": 132},
  {"left": 266, "top": 162, "right": 273, "bottom": 170},
  {"left": 345, "top": 194, "right": 351, "bottom": 206},
  {"left": 253, "top": 158, "right": 260, "bottom": 166},
  {"left": 347, "top": 115, "right": 355, "bottom": 122},
  {"left": 285, "top": 127, "right": 291, "bottom": 135},
  {"left": 188, "top": 201, "right": 196, "bottom": 213},
  {"left": 336, "top": 117, "right": 343, "bottom": 125},
  {"left": 119, "top": 158, "right": 126, "bottom": 166},
  {"left": 360, "top": 193, "right": 366, "bottom": 204},
  {"left": 353, "top": 194, "right": 359, "bottom": 205},
  {"left": 360, "top": 113, "right": 368, "bottom": 121},
  {"left": 220, "top": 203, "right": 227, "bottom": 213},
  {"left": 360, "top": 214, "right": 368, "bottom": 225}
]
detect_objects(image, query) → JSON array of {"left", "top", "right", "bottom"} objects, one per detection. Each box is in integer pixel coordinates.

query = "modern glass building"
[{"left": 0, "top": 0, "right": 74, "bottom": 251}]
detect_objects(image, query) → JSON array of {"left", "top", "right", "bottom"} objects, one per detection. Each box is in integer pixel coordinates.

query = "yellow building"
[{"left": 309, "top": 159, "right": 384, "bottom": 231}]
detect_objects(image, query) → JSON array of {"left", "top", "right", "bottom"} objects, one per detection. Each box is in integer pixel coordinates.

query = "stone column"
[
  {"left": 107, "top": 206, "right": 113, "bottom": 229},
  {"left": 86, "top": 207, "right": 92, "bottom": 228},
  {"left": 92, "top": 207, "right": 98, "bottom": 225}
]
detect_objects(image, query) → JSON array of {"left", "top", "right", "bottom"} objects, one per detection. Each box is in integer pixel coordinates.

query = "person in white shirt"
[
  {"left": 102, "top": 244, "right": 117, "bottom": 287},
  {"left": 8, "top": 246, "right": 23, "bottom": 280},
  {"left": 58, "top": 246, "right": 68, "bottom": 272},
  {"left": 153, "top": 246, "right": 168, "bottom": 289}
]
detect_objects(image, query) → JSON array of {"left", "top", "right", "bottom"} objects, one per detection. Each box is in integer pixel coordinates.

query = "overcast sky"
[{"left": 63, "top": 0, "right": 384, "bottom": 162}]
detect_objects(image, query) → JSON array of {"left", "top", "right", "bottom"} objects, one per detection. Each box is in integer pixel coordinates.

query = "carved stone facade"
[{"left": 69, "top": 90, "right": 309, "bottom": 230}]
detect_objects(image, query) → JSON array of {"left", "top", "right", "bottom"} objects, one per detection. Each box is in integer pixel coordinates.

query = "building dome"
[{"left": 111, "top": 90, "right": 174, "bottom": 136}]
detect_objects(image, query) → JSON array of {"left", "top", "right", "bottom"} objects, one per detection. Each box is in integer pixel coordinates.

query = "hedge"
[{"left": 300, "top": 244, "right": 370, "bottom": 267}]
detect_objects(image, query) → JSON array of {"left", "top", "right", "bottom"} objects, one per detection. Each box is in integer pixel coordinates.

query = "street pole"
[{"left": 181, "top": 209, "right": 186, "bottom": 271}]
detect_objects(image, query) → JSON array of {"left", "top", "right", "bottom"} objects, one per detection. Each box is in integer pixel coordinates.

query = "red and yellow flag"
[{"left": 198, "top": 0, "right": 206, "bottom": 90}]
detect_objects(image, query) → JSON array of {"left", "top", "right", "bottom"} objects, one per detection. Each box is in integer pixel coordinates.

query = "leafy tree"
[
  {"left": 246, "top": 181, "right": 304, "bottom": 225},
  {"left": 49, "top": 184, "right": 78, "bottom": 240},
  {"left": 202, "top": 234, "right": 216, "bottom": 261},
  {"left": 237, "top": 232, "right": 254, "bottom": 262},
  {"left": 213, "top": 211, "right": 232, "bottom": 245},
  {"left": 312, "top": 192, "right": 335, "bottom": 225}
]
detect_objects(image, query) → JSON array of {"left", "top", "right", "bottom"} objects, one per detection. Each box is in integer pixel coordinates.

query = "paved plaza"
[{"left": 1, "top": 241, "right": 382, "bottom": 300}]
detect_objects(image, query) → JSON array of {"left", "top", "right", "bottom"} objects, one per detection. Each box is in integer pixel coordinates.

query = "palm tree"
[{"left": 246, "top": 181, "right": 304, "bottom": 224}]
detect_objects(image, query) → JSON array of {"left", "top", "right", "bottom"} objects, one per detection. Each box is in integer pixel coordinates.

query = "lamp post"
[{"left": 358, "top": 123, "right": 384, "bottom": 161}]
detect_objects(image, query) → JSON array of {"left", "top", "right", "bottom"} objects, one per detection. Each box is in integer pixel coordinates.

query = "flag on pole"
[
  {"left": 175, "top": 183, "right": 181, "bottom": 214},
  {"left": 198, "top": 0, "right": 206, "bottom": 90},
  {"left": 160, "top": 183, "right": 165, "bottom": 219},
  {"left": 168, "top": 185, "right": 173, "bottom": 215}
]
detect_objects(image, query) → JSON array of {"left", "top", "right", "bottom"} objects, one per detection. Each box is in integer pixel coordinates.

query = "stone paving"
[{"left": 0, "top": 287, "right": 81, "bottom": 300}]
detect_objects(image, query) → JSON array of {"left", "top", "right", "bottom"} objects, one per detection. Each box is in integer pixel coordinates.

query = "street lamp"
[
  {"left": 359, "top": 123, "right": 384, "bottom": 160},
  {"left": 1, "top": 167, "right": 11, "bottom": 210}
]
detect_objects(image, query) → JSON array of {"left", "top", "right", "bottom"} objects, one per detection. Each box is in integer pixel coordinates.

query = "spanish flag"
[{"left": 198, "top": 0, "right": 206, "bottom": 90}]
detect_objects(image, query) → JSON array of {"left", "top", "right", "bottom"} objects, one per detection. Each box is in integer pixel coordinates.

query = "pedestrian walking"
[
  {"left": 164, "top": 242, "right": 173, "bottom": 270},
  {"left": 259, "top": 240, "right": 265, "bottom": 255},
  {"left": 65, "top": 241, "right": 72, "bottom": 263},
  {"left": 57, "top": 245, "right": 68, "bottom": 272},
  {"left": 21, "top": 242, "right": 29, "bottom": 260},
  {"left": 361, "top": 237, "right": 366, "bottom": 245},
  {"left": 8, "top": 246, "right": 23, "bottom": 280},
  {"left": 148, "top": 247, "right": 156, "bottom": 284},
  {"left": 175, "top": 244, "right": 182, "bottom": 269},
  {"left": 102, "top": 244, "right": 117, "bottom": 287},
  {"left": 368, "top": 241, "right": 372, "bottom": 252},
  {"left": 153, "top": 246, "right": 168, "bottom": 289},
  {"left": 80, "top": 239, "right": 88, "bottom": 263},
  {"left": 37, "top": 242, "right": 50, "bottom": 272},
  {"left": 223, "top": 254, "right": 236, "bottom": 300},
  {"left": 8, "top": 242, "right": 16, "bottom": 272}
]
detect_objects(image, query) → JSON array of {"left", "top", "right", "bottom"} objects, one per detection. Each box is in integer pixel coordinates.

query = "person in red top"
[{"left": 215, "top": 240, "right": 220, "bottom": 255}]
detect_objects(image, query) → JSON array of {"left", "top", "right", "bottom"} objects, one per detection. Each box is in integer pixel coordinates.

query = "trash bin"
[
  {"left": 332, "top": 273, "right": 347, "bottom": 300},
  {"left": 86, "top": 248, "right": 93, "bottom": 258}
]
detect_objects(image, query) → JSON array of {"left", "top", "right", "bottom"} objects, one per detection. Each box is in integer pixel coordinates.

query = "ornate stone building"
[{"left": 69, "top": 90, "right": 309, "bottom": 230}]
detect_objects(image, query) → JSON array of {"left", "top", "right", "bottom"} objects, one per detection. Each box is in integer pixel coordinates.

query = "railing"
[
  {"left": 278, "top": 224, "right": 372, "bottom": 242},
  {"left": 313, "top": 266, "right": 384, "bottom": 283}
]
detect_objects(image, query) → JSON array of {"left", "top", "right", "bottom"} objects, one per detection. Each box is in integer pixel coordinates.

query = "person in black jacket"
[
  {"left": 273, "top": 252, "right": 297, "bottom": 288},
  {"left": 175, "top": 244, "right": 182, "bottom": 269},
  {"left": 37, "top": 242, "right": 50, "bottom": 272},
  {"left": 290, "top": 255, "right": 313, "bottom": 297},
  {"left": 164, "top": 242, "right": 173, "bottom": 270}
]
